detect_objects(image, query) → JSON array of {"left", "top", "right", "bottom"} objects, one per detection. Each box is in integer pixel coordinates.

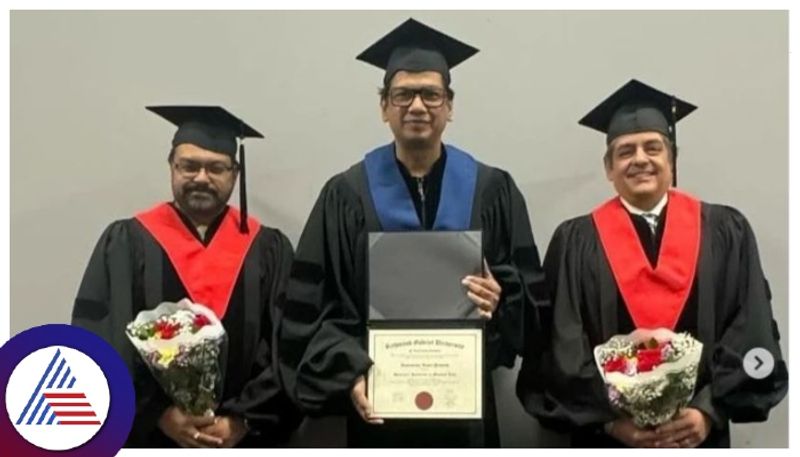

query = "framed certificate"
[{"left": 367, "top": 327, "right": 483, "bottom": 419}]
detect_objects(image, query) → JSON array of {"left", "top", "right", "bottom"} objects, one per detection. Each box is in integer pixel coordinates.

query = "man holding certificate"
[{"left": 277, "top": 18, "right": 548, "bottom": 447}]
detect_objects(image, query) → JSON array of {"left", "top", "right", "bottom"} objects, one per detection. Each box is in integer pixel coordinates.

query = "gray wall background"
[{"left": 10, "top": 10, "right": 788, "bottom": 447}]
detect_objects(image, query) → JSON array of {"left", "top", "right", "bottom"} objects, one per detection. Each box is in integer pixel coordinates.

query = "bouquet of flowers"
[
  {"left": 593, "top": 328, "right": 703, "bottom": 427},
  {"left": 126, "top": 299, "right": 226, "bottom": 416}
]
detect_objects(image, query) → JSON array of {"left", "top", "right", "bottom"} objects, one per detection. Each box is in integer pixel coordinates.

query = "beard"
[{"left": 175, "top": 184, "right": 227, "bottom": 220}]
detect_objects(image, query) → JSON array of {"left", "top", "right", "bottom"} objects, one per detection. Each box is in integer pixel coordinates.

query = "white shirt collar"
[{"left": 620, "top": 192, "right": 669, "bottom": 217}]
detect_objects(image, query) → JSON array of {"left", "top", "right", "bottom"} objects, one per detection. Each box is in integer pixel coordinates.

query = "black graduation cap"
[
  {"left": 356, "top": 18, "right": 479, "bottom": 86},
  {"left": 146, "top": 105, "right": 264, "bottom": 233},
  {"left": 578, "top": 79, "right": 697, "bottom": 186}
]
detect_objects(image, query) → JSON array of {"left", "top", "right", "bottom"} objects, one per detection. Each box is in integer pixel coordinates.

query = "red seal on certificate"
[{"left": 415, "top": 391, "right": 433, "bottom": 410}]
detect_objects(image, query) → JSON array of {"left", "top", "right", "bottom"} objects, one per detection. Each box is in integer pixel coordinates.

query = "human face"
[
  {"left": 381, "top": 71, "right": 452, "bottom": 149},
  {"left": 605, "top": 131, "right": 673, "bottom": 209},
  {"left": 170, "top": 143, "right": 238, "bottom": 220}
]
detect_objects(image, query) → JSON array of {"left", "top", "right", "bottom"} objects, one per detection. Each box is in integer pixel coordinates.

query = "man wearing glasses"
[
  {"left": 72, "top": 106, "right": 301, "bottom": 448},
  {"left": 277, "top": 19, "right": 548, "bottom": 447}
]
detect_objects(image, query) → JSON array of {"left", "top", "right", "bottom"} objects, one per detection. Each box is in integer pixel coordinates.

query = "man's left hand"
[
  {"left": 462, "top": 260, "right": 501, "bottom": 320},
  {"left": 653, "top": 408, "right": 712, "bottom": 448},
  {"left": 199, "top": 416, "right": 248, "bottom": 448}
]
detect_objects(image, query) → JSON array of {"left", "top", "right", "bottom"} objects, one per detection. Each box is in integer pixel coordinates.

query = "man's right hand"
[
  {"left": 606, "top": 417, "right": 661, "bottom": 448},
  {"left": 157, "top": 406, "right": 224, "bottom": 448},
  {"left": 350, "top": 375, "right": 384, "bottom": 425}
]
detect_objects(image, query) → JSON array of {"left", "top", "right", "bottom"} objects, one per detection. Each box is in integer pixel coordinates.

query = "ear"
[
  {"left": 380, "top": 99, "right": 389, "bottom": 123},
  {"left": 665, "top": 157, "right": 675, "bottom": 185},
  {"left": 604, "top": 156, "right": 614, "bottom": 182}
]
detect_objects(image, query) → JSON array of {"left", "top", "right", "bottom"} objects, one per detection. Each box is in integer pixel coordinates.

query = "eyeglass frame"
[
  {"left": 383, "top": 85, "right": 453, "bottom": 108},
  {"left": 171, "top": 159, "right": 238, "bottom": 178}
]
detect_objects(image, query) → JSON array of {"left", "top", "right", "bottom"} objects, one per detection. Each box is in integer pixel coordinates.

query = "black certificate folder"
[{"left": 367, "top": 230, "right": 482, "bottom": 321}]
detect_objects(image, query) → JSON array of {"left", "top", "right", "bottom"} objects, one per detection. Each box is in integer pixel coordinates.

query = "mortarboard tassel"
[
  {"left": 238, "top": 140, "right": 249, "bottom": 234},
  {"left": 670, "top": 96, "right": 678, "bottom": 187}
]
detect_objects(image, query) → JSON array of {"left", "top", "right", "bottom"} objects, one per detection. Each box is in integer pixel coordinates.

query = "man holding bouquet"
[
  {"left": 516, "top": 80, "right": 787, "bottom": 447},
  {"left": 71, "top": 106, "right": 302, "bottom": 447}
]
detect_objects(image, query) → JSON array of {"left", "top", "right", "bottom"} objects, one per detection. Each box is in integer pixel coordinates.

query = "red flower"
[
  {"left": 193, "top": 314, "right": 211, "bottom": 329},
  {"left": 154, "top": 320, "right": 181, "bottom": 340},
  {"left": 603, "top": 356, "right": 628, "bottom": 374},
  {"left": 636, "top": 348, "right": 663, "bottom": 372}
]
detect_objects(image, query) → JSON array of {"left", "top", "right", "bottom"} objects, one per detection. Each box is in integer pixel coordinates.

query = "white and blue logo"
[
  {"left": 1, "top": 325, "right": 134, "bottom": 456},
  {"left": 9, "top": 347, "right": 110, "bottom": 450}
]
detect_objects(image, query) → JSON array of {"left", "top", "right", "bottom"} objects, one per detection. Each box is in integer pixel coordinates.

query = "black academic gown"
[
  {"left": 71, "top": 205, "right": 302, "bottom": 447},
  {"left": 516, "top": 201, "right": 788, "bottom": 448},
  {"left": 278, "top": 148, "right": 548, "bottom": 447}
]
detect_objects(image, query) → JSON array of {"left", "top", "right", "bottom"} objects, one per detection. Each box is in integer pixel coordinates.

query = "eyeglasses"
[
  {"left": 173, "top": 160, "right": 235, "bottom": 178},
  {"left": 388, "top": 87, "right": 448, "bottom": 108}
]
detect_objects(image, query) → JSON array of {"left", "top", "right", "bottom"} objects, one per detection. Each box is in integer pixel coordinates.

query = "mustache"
[
  {"left": 184, "top": 184, "right": 218, "bottom": 195},
  {"left": 625, "top": 166, "right": 656, "bottom": 176}
]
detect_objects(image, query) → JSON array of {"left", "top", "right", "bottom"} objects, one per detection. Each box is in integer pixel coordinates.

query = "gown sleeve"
[
  {"left": 71, "top": 219, "right": 171, "bottom": 446},
  {"left": 517, "top": 217, "right": 617, "bottom": 432},
  {"left": 276, "top": 176, "right": 373, "bottom": 415},
  {"left": 702, "top": 206, "right": 788, "bottom": 423},
  {"left": 479, "top": 169, "right": 549, "bottom": 369},
  {"left": 217, "top": 228, "right": 304, "bottom": 444}
]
